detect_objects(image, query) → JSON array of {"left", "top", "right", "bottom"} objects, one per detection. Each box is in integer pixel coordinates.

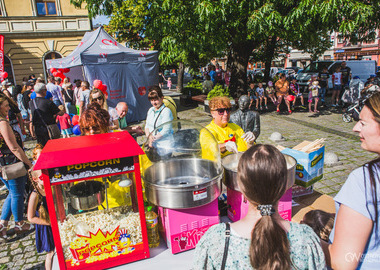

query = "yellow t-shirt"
[{"left": 200, "top": 120, "right": 247, "bottom": 158}]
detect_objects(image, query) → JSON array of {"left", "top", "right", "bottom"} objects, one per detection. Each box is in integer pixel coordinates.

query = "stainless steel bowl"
[
  {"left": 144, "top": 158, "right": 223, "bottom": 209},
  {"left": 69, "top": 181, "right": 106, "bottom": 210},
  {"left": 222, "top": 153, "right": 296, "bottom": 191}
]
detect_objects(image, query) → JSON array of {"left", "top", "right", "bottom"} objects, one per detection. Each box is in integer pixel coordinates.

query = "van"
[
  {"left": 296, "top": 60, "right": 377, "bottom": 92},
  {"left": 327, "top": 60, "right": 377, "bottom": 88}
]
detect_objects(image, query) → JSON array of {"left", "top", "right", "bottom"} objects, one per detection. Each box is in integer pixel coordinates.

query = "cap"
[{"left": 370, "top": 74, "right": 376, "bottom": 78}]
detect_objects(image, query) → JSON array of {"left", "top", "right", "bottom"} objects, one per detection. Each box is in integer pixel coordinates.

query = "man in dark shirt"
[
  {"left": 318, "top": 67, "right": 330, "bottom": 106},
  {"left": 29, "top": 83, "right": 63, "bottom": 146},
  {"left": 340, "top": 61, "right": 352, "bottom": 88}
]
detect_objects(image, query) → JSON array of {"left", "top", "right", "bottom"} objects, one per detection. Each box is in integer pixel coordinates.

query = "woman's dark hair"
[
  {"left": 363, "top": 92, "right": 380, "bottom": 239},
  {"left": 148, "top": 85, "right": 164, "bottom": 100},
  {"left": 79, "top": 103, "right": 110, "bottom": 135},
  {"left": 75, "top": 80, "right": 82, "bottom": 88},
  {"left": 237, "top": 144, "right": 291, "bottom": 269},
  {"left": 302, "top": 210, "right": 335, "bottom": 242}
]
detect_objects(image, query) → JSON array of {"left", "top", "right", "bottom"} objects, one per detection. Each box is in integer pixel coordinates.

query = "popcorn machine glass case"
[{"left": 34, "top": 132, "right": 149, "bottom": 270}]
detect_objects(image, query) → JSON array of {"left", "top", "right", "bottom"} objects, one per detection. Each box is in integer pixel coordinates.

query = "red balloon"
[
  {"left": 93, "top": 80, "right": 103, "bottom": 89},
  {"left": 63, "top": 68, "right": 70, "bottom": 73},
  {"left": 52, "top": 71, "right": 58, "bottom": 77},
  {"left": 72, "top": 115, "right": 79, "bottom": 126},
  {"left": 1, "top": 72, "right": 8, "bottom": 79},
  {"left": 50, "top": 68, "right": 57, "bottom": 74},
  {"left": 287, "top": 95, "right": 295, "bottom": 102},
  {"left": 102, "top": 84, "right": 107, "bottom": 91}
]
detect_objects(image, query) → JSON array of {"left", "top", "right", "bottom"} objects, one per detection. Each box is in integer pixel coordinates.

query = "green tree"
[{"left": 72, "top": 0, "right": 377, "bottom": 96}]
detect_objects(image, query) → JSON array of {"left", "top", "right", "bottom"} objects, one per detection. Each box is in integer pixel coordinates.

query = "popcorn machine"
[{"left": 34, "top": 132, "right": 149, "bottom": 270}]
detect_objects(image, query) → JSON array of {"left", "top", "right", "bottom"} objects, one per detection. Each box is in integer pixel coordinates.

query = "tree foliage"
[{"left": 73, "top": 0, "right": 379, "bottom": 96}]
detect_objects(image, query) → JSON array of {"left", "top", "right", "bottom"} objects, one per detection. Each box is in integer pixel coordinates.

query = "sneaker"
[
  {"left": 291, "top": 106, "right": 295, "bottom": 111},
  {"left": 260, "top": 106, "right": 263, "bottom": 110},
  {"left": 265, "top": 106, "right": 268, "bottom": 110},
  {"left": 300, "top": 105, "right": 306, "bottom": 109},
  {"left": 288, "top": 110, "right": 292, "bottom": 114},
  {"left": 276, "top": 109, "right": 280, "bottom": 113}
]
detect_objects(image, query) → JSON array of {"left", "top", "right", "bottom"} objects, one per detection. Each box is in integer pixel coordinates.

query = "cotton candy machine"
[
  {"left": 142, "top": 120, "right": 222, "bottom": 253},
  {"left": 221, "top": 152, "right": 297, "bottom": 222}
]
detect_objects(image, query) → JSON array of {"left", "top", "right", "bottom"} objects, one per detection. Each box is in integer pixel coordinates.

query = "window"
[{"left": 36, "top": 0, "right": 57, "bottom": 16}]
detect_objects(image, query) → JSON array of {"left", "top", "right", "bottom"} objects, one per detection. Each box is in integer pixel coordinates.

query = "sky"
[{"left": 92, "top": 15, "right": 110, "bottom": 26}]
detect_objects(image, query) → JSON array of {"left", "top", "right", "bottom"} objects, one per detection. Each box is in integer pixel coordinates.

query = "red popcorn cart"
[{"left": 34, "top": 132, "right": 149, "bottom": 270}]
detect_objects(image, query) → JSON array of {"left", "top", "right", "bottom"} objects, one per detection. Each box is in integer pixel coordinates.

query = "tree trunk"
[
  {"left": 263, "top": 36, "right": 277, "bottom": 82},
  {"left": 227, "top": 41, "right": 256, "bottom": 98},
  {"left": 177, "top": 61, "right": 185, "bottom": 93}
]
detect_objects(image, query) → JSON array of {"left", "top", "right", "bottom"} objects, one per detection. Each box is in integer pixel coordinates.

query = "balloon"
[
  {"left": 1, "top": 72, "right": 8, "bottom": 79},
  {"left": 73, "top": 125, "right": 81, "bottom": 136},
  {"left": 287, "top": 95, "right": 295, "bottom": 102},
  {"left": 100, "top": 84, "right": 107, "bottom": 91},
  {"left": 63, "top": 68, "right": 70, "bottom": 73},
  {"left": 72, "top": 115, "right": 79, "bottom": 126},
  {"left": 50, "top": 68, "right": 57, "bottom": 73},
  {"left": 93, "top": 80, "right": 103, "bottom": 89},
  {"left": 52, "top": 71, "right": 58, "bottom": 77}
]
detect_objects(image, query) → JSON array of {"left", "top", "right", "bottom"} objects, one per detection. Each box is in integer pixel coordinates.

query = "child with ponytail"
[
  {"left": 27, "top": 169, "right": 55, "bottom": 270},
  {"left": 193, "top": 144, "right": 326, "bottom": 269}
]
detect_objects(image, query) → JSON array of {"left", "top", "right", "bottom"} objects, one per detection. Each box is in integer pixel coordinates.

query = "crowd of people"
[{"left": 0, "top": 68, "right": 379, "bottom": 270}]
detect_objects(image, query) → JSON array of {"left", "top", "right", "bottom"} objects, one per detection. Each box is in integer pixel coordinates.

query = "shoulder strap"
[
  {"left": 221, "top": 222, "right": 231, "bottom": 270},
  {"left": 33, "top": 99, "right": 48, "bottom": 128},
  {"left": 153, "top": 107, "right": 165, "bottom": 130}
]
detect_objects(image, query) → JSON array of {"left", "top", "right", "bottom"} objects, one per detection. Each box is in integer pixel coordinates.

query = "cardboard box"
[
  {"left": 291, "top": 191, "right": 335, "bottom": 223},
  {"left": 292, "top": 184, "right": 314, "bottom": 198},
  {"left": 282, "top": 146, "right": 325, "bottom": 187}
]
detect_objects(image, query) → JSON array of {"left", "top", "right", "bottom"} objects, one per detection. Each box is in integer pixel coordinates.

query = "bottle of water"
[{"left": 145, "top": 206, "right": 160, "bottom": 248}]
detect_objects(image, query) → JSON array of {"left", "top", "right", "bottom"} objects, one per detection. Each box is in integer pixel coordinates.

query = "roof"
[
  {"left": 34, "top": 131, "right": 145, "bottom": 170},
  {"left": 45, "top": 26, "right": 158, "bottom": 68}
]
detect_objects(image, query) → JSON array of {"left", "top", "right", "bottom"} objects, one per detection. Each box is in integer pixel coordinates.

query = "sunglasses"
[
  {"left": 93, "top": 96, "right": 103, "bottom": 102},
  {"left": 213, "top": 108, "right": 231, "bottom": 115}
]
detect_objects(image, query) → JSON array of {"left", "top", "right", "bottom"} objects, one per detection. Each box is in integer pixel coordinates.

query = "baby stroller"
[
  {"left": 342, "top": 82, "right": 380, "bottom": 122},
  {"left": 342, "top": 98, "right": 364, "bottom": 122},
  {"left": 341, "top": 77, "right": 364, "bottom": 122}
]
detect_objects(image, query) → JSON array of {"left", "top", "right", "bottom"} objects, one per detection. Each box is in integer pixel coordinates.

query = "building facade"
[
  {"left": 333, "top": 30, "right": 380, "bottom": 62},
  {"left": 0, "top": 0, "right": 91, "bottom": 85}
]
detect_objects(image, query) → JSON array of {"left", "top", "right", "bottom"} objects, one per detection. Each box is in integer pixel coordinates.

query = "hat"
[
  {"left": 268, "top": 81, "right": 273, "bottom": 87},
  {"left": 370, "top": 74, "right": 376, "bottom": 78},
  {"left": 353, "top": 76, "right": 360, "bottom": 80}
]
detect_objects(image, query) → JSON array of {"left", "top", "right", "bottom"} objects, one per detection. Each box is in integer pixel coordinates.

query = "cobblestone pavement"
[{"left": 0, "top": 96, "right": 376, "bottom": 269}]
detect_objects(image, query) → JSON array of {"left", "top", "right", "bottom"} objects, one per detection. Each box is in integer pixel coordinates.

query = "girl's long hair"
[
  {"left": 238, "top": 144, "right": 292, "bottom": 270},
  {"left": 28, "top": 170, "right": 50, "bottom": 223},
  {"left": 363, "top": 92, "right": 380, "bottom": 240}
]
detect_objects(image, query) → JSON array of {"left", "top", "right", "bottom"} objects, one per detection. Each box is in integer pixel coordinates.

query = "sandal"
[
  {"left": 0, "top": 222, "right": 8, "bottom": 241},
  {"left": 14, "top": 221, "right": 34, "bottom": 234}
]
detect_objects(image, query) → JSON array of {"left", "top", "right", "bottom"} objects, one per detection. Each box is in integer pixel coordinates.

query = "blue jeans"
[
  {"left": 319, "top": 87, "right": 326, "bottom": 102},
  {"left": 53, "top": 100, "right": 62, "bottom": 107},
  {"left": 1, "top": 175, "right": 27, "bottom": 222}
]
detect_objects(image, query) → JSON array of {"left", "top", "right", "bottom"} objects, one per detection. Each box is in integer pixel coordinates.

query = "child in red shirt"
[{"left": 56, "top": 105, "right": 72, "bottom": 138}]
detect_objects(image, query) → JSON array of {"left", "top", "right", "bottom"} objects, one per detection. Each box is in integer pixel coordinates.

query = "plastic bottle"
[
  {"left": 145, "top": 206, "right": 160, "bottom": 248},
  {"left": 67, "top": 214, "right": 90, "bottom": 236}
]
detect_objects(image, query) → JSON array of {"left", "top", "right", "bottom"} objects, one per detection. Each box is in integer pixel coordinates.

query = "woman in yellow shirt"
[{"left": 200, "top": 96, "right": 255, "bottom": 159}]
